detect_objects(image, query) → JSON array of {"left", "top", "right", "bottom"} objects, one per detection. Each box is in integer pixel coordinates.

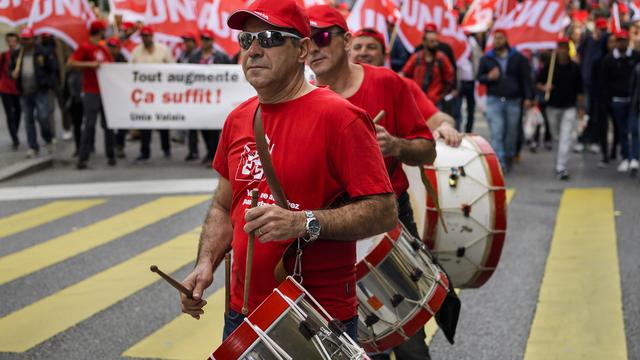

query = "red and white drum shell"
[
  {"left": 404, "top": 135, "right": 507, "bottom": 289},
  {"left": 355, "top": 224, "right": 450, "bottom": 353},
  {"left": 210, "top": 277, "right": 368, "bottom": 360}
]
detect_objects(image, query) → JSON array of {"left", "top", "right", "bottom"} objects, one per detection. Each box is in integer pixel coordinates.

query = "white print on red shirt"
[
  {"left": 235, "top": 135, "right": 273, "bottom": 182},
  {"left": 241, "top": 189, "right": 300, "bottom": 210},
  {"left": 95, "top": 50, "right": 105, "bottom": 62}
]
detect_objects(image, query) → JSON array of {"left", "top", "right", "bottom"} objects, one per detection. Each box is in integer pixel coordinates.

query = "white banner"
[{"left": 98, "top": 63, "right": 256, "bottom": 129}]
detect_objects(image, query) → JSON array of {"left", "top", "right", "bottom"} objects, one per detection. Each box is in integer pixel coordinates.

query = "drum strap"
[{"left": 252, "top": 105, "right": 309, "bottom": 283}]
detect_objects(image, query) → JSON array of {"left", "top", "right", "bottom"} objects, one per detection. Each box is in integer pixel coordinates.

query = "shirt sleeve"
[
  {"left": 212, "top": 116, "right": 231, "bottom": 178},
  {"left": 329, "top": 113, "right": 393, "bottom": 199},
  {"left": 395, "top": 78, "right": 433, "bottom": 140}
]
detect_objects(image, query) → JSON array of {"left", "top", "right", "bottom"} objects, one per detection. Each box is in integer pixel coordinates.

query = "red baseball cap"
[
  {"left": 557, "top": 37, "right": 570, "bottom": 44},
  {"left": 89, "top": 20, "right": 107, "bottom": 32},
  {"left": 307, "top": 5, "right": 349, "bottom": 32},
  {"left": 424, "top": 23, "right": 438, "bottom": 33},
  {"left": 181, "top": 31, "right": 197, "bottom": 41},
  {"left": 595, "top": 18, "right": 608, "bottom": 30},
  {"left": 121, "top": 21, "right": 136, "bottom": 31},
  {"left": 353, "top": 28, "right": 386, "bottom": 52},
  {"left": 615, "top": 30, "right": 629, "bottom": 39},
  {"left": 227, "top": 0, "right": 311, "bottom": 37},
  {"left": 19, "top": 28, "right": 35, "bottom": 39},
  {"left": 493, "top": 28, "right": 508, "bottom": 37},
  {"left": 107, "top": 37, "right": 120, "bottom": 47},
  {"left": 140, "top": 25, "right": 154, "bottom": 36},
  {"left": 200, "top": 29, "right": 215, "bottom": 39}
]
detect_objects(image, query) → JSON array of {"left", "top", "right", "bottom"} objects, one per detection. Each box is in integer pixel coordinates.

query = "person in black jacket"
[
  {"left": 188, "top": 29, "right": 231, "bottom": 165},
  {"left": 601, "top": 30, "right": 640, "bottom": 173},
  {"left": 477, "top": 29, "right": 534, "bottom": 171},
  {"left": 10, "top": 28, "right": 56, "bottom": 158}
]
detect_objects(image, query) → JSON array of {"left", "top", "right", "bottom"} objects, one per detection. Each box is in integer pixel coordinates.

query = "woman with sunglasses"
[
  {"left": 308, "top": 5, "right": 460, "bottom": 360},
  {"left": 178, "top": 0, "right": 398, "bottom": 345}
]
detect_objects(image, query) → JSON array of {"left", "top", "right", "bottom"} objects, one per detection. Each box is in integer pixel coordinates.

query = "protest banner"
[
  {"left": 98, "top": 63, "right": 256, "bottom": 129},
  {"left": 0, "top": 0, "right": 31, "bottom": 26}
]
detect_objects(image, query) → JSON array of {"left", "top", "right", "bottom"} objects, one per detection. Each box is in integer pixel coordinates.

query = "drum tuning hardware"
[
  {"left": 462, "top": 204, "right": 471, "bottom": 217},
  {"left": 459, "top": 166, "right": 466, "bottom": 177},
  {"left": 391, "top": 294, "right": 405, "bottom": 307},
  {"left": 410, "top": 268, "right": 424, "bottom": 282},
  {"left": 298, "top": 319, "right": 321, "bottom": 341},
  {"left": 364, "top": 314, "right": 380, "bottom": 327},
  {"left": 410, "top": 240, "right": 423, "bottom": 252},
  {"left": 328, "top": 319, "right": 347, "bottom": 336},
  {"left": 456, "top": 247, "right": 466, "bottom": 258},
  {"left": 448, "top": 168, "right": 459, "bottom": 187}
]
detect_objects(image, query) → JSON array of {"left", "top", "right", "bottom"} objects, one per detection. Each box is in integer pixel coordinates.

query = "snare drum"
[
  {"left": 210, "top": 277, "right": 368, "bottom": 360},
  {"left": 404, "top": 135, "right": 507, "bottom": 288},
  {"left": 355, "top": 224, "right": 450, "bottom": 353}
]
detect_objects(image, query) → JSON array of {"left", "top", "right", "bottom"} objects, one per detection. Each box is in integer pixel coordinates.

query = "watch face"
[{"left": 309, "top": 219, "right": 321, "bottom": 235}]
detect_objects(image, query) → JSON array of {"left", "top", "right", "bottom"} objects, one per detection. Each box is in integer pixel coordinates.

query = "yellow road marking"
[
  {"left": 0, "top": 195, "right": 208, "bottom": 286},
  {"left": 524, "top": 188, "right": 627, "bottom": 360},
  {"left": 425, "top": 189, "right": 514, "bottom": 344},
  {"left": 0, "top": 199, "right": 106, "bottom": 239},
  {"left": 123, "top": 289, "right": 225, "bottom": 360},
  {"left": 0, "top": 227, "right": 201, "bottom": 352}
]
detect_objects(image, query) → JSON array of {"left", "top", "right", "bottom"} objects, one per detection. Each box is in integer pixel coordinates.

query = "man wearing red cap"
[
  {"left": 131, "top": 25, "right": 175, "bottom": 161},
  {"left": 10, "top": 28, "right": 56, "bottom": 158},
  {"left": 0, "top": 32, "right": 21, "bottom": 150},
  {"left": 601, "top": 29, "right": 640, "bottom": 173},
  {"left": 350, "top": 27, "right": 462, "bottom": 148},
  {"left": 68, "top": 20, "right": 116, "bottom": 169},
  {"left": 401, "top": 24, "right": 455, "bottom": 108},
  {"left": 307, "top": 6, "right": 459, "bottom": 360},
  {"left": 536, "top": 38, "right": 585, "bottom": 180},
  {"left": 179, "top": 0, "right": 396, "bottom": 343},
  {"left": 185, "top": 29, "right": 232, "bottom": 165},
  {"left": 477, "top": 29, "right": 534, "bottom": 172}
]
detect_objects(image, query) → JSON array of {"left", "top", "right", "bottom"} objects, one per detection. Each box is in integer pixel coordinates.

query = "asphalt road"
[{"left": 0, "top": 119, "right": 638, "bottom": 360}]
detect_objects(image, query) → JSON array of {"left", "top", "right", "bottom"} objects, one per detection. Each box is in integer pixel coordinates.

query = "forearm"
[
  {"left": 67, "top": 59, "right": 95, "bottom": 70},
  {"left": 196, "top": 200, "right": 233, "bottom": 269},
  {"left": 427, "top": 111, "right": 455, "bottom": 130},
  {"left": 314, "top": 194, "right": 397, "bottom": 240},
  {"left": 397, "top": 138, "right": 436, "bottom": 166}
]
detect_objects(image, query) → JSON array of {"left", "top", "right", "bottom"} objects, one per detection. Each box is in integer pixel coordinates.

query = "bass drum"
[{"left": 404, "top": 135, "right": 507, "bottom": 288}]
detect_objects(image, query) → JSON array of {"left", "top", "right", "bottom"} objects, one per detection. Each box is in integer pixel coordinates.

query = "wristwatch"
[{"left": 302, "top": 210, "right": 321, "bottom": 243}]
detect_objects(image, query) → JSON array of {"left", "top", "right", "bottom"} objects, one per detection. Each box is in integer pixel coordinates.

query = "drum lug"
[
  {"left": 410, "top": 239, "right": 423, "bottom": 252},
  {"left": 411, "top": 268, "right": 424, "bottom": 282},
  {"left": 456, "top": 247, "right": 466, "bottom": 257},
  {"left": 391, "top": 294, "right": 405, "bottom": 307},
  {"left": 328, "top": 319, "right": 346, "bottom": 336},
  {"left": 462, "top": 204, "right": 471, "bottom": 217},
  {"left": 298, "top": 319, "right": 321, "bottom": 341},
  {"left": 365, "top": 313, "right": 380, "bottom": 327}
]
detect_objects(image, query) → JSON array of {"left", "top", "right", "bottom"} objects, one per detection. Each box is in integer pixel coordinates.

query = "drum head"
[{"left": 356, "top": 234, "right": 385, "bottom": 263}]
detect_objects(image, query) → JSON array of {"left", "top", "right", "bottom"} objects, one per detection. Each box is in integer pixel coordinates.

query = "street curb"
[{"left": 0, "top": 155, "right": 53, "bottom": 182}]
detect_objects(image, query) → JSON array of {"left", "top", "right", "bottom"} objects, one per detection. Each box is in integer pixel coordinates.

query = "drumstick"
[
  {"left": 150, "top": 265, "right": 193, "bottom": 299},
  {"left": 544, "top": 49, "right": 556, "bottom": 102},
  {"left": 224, "top": 252, "right": 231, "bottom": 315},
  {"left": 242, "top": 189, "right": 260, "bottom": 315},
  {"left": 372, "top": 110, "right": 386, "bottom": 124}
]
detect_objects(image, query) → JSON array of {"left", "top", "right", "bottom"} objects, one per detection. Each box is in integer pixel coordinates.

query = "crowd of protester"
[{"left": 2, "top": 0, "right": 640, "bottom": 181}]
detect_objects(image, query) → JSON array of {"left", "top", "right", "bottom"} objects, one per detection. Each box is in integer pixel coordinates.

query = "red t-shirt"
[
  {"left": 347, "top": 64, "right": 433, "bottom": 197},
  {"left": 403, "top": 77, "right": 439, "bottom": 122},
  {"left": 0, "top": 51, "right": 18, "bottom": 95},
  {"left": 71, "top": 42, "right": 113, "bottom": 94},
  {"left": 402, "top": 51, "right": 454, "bottom": 103},
  {"left": 212, "top": 87, "right": 393, "bottom": 321}
]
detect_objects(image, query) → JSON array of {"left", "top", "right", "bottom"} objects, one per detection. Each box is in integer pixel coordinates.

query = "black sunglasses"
[
  {"left": 237, "top": 30, "right": 301, "bottom": 50},
  {"left": 311, "top": 29, "right": 345, "bottom": 48}
]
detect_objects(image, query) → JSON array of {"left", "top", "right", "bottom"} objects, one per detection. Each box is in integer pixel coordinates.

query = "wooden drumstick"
[
  {"left": 224, "top": 252, "right": 231, "bottom": 315},
  {"left": 372, "top": 110, "right": 386, "bottom": 124},
  {"left": 544, "top": 49, "right": 556, "bottom": 102},
  {"left": 150, "top": 265, "right": 193, "bottom": 299},
  {"left": 242, "top": 189, "right": 260, "bottom": 315}
]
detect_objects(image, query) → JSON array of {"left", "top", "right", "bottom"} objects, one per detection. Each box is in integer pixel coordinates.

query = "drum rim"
[{"left": 355, "top": 224, "right": 402, "bottom": 279}]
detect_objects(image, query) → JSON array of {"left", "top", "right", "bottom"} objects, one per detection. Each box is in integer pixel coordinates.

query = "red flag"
[
  {"left": 461, "top": 0, "right": 496, "bottom": 33},
  {"left": 295, "top": 0, "right": 329, "bottom": 7},
  {"left": 495, "top": 0, "right": 517, "bottom": 18},
  {"left": 492, "top": 0, "right": 568, "bottom": 50},
  {"left": 0, "top": 0, "right": 32, "bottom": 26},
  {"left": 347, "top": 0, "right": 394, "bottom": 46},
  {"left": 108, "top": 0, "right": 146, "bottom": 22},
  {"left": 144, "top": 0, "right": 200, "bottom": 50},
  {"left": 28, "top": 0, "right": 95, "bottom": 49},
  {"left": 611, "top": 1, "right": 622, "bottom": 34},
  {"left": 630, "top": 0, "right": 640, "bottom": 22},
  {"left": 397, "top": 0, "right": 470, "bottom": 61},
  {"left": 196, "top": 0, "right": 243, "bottom": 56}
]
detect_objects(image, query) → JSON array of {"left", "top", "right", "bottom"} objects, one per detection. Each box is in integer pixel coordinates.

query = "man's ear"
[
  {"left": 343, "top": 32, "right": 352, "bottom": 53},
  {"left": 298, "top": 37, "right": 311, "bottom": 64}
]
